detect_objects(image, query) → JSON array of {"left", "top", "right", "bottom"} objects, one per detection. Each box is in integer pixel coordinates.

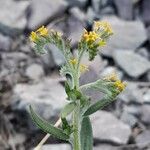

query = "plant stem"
[{"left": 73, "top": 102, "right": 81, "bottom": 150}]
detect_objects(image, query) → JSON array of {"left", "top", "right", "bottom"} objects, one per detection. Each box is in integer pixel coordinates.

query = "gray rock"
[
  {"left": 0, "top": 0, "right": 29, "bottom": 29},
  {"left": 137, "top": 48, "right": 149, "bottom": 59},
  {"left": 12, "top": 77, "right": 67, "bottom": 120},
  {"left": 141, "top": 105, "right": 150, "bottom": 125},
  {"left": 66, "top": 0, "right": 87, "bottom": 8},
  {"left": 25, "top": 63, "right": 45, "bottom": 81},
  {"left": 41, "top": 144, "right": 71, "bottom": 150},
  {"left": 114, "top": 0, "right": 133, "bottom": 20},
  {"left": 69, "top": 7, "right": 86, "bottom": 22},
  {"left": 141, "top": 0, "right": 150, "bottom": 24},
  {"left": 91, "top": 111, "right": 131, "bottom": 144},
  {"left": 136, "top": 130, "right": 150, "bottom": 148},
  {"left": 27, "top": 0, "right": 68, "bottom": 30},
  {"left": 120, "top": 111, "right": 138, "bottom": 127},
  {"left": 0, "top": 34, "right": 12, "bottom": 51},
  {"left": 92, "top": 0, "right": 102, "bottom": 13},
  {"left": 67, "top": 16, "right": 84, "bottom": 46},
  {"left": 143, "top": 89, "right": 150, "bottom": 104},
  {"left": 118, "top": 82, "right": 143, "bottom": 104},
  {"left": 94, "top": 144, "right": 118, "bottom": 150},
  {"left": 101, "top": 16, "right": 147, "bottom": 57},
  {"left": 113, "top": 50, "right": 150, "bottom": 78}
]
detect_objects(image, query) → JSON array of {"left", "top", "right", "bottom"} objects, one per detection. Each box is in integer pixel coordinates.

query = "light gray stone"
[
  {"left": 12, "top": 77, "right": 67, "bottom": 120},
  {"left": 0, "top": 0, "right": 29, "bottom": 29},
  {"left": 41, "top": 144, "right": 71, "bottom": 150},
  {"left": 136, "top": 130, "right": 150, "bottom": 148},
  {"left": 27, "top": 0, "right": 68, "bottom": 30},
  {"left": 143, "top": 89, "right": 150, "bottom": 104},
  {"left": 91, "top": 111, "right": 131, "bottom": 144},
  {"left": 118, "top": 82, "right": 143, "bottom": 104},
  {"left": 114, "top": 0, "right": 133, "bottom": 20},
  {"left": 113, "top": 50, "right": 150, "bottom": 78},
  {"left": 25, "top": 63, "right": 45, "bottom": 81},
  {"left": 141, "top": 105, "right": 150, "bottom": 125},
  {"left": 94, "top": 144, "right": 118, "bottom": 150},
  {"left": 0, "top": 34, "right": 12, "bottom": 51},
  {"left": 101, "top": 16, "right": 147, "bottom": 57},
  {"left": 141, "top": 0, "right": 150, "bottom": 24}
]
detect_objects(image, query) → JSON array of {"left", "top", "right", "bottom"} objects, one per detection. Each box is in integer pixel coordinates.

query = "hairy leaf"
[
  {"left": 83, "top": 94, "right": 116, "bottom": 116},
  {"left": 80, "top": 117, "right": 93, "bottom": 150},
  {"left": 29, "top": 106, "right": 69, "bottom": 141}
]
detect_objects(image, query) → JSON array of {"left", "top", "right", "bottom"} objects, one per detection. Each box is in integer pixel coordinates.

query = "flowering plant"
[{"left": 29, "top": 21, "right": 126, "bottom": 150}]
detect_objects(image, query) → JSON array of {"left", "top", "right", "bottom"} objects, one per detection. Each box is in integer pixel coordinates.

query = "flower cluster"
[
  {"left": 81, "top": 21, "right": 113, "bottom": 61},
  {"left": 104, "top": 72, "right": 127, "bottom": 92},
  {"left": 30, "top": 26, "right": 48, "bottom": 42}
]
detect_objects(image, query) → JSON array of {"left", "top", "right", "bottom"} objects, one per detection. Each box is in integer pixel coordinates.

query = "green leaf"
[
  {"left": 61, "top": 102, "right": 76, "bottom": 118},
  {"left": 80, "top": 79, "right": 112, "bottom": 95},
  {"left": 29, "top": 106, "right": 69, "bottom": 141},
  {"left": 80, "top": 117, "right": 93, "bottom": 150},
  {"left": 83, "top": 94, "right": 116, "bottom": 116},
  {"left": 61, "top": 118, "right": 73, "bottom": 135}
]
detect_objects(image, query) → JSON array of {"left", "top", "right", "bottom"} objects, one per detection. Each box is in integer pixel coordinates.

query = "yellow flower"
[
  {"left": 69, "top": 58, "right": 78, "bottom": 65},
  {"left": 80, "top": 64, "right": 89, "bottom": 73},
  {"left": 82, "top": 29, "right": 99, "bottom": 43},
  {"left": 37, "top": 26, "right": 48, "bottom": 36},
  {"left": 94, "top": 21, "right": 113, "bottom": 35},
  {"left": 30, "top": 31, "right": 39, "bottom": 42},
  {"left": 114, "top": 80, "right": 127, "bottom": 92}
]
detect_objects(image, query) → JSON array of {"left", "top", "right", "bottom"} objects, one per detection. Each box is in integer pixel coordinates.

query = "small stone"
[
  {"left": 113, "top": 0, "right": 133, "bottom": 20},
  {"left": 0, "top": 34, "right": 12, "bottom": 51},
  {"left": 136, "top": 130, "right": 150, "bottom": 148},
  {"left": 25, "top": 63, "right": 45, "bottom": 81},
  {"left": 101, "top": 16, "right": 147, "bottom": 57},
  {"left": 143, "top": 89, "right": 150, "bottom": 104},
  {"left": 93, "top": 144, "right": 118, "bottom": 150},
  {"left": 137, "top": 48, "right": 149, "bottom": 59},
  {"left": 118, "top": 82, "right": 143, "bottom": 104},
  {"left": 141, "top": 0, "right": 150, "bottom": 24},
  {"left": 67, "top": 16, "right": 85, "bottom": 46},
  {"left": 92, "top": 111, "right": 131, "bottom": 144},
  {"left": 69, "top": 7, "right": 86, "bottom": 22},
  {"left": 27, "top": 0, "right": 68, "bottom": 30},
  {"left": 141, "top": 104, "right": 150, "bottom": 125},
  {"left": 113, "top": 50, "right": 150, "bottom": 78},
  {"left": 0, "top": 0, "right": 29, "bottom": 29},
  {"left": 120, "top": 111, "right": 138, "bottom": 127},
  {"left": 41, "top": 144, "right": 71, "bottom": 150}
]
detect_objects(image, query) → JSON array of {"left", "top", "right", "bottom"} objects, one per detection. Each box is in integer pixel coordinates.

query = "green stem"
[{"left": 73, "top": 102, "right": 81, "bottom": 150}]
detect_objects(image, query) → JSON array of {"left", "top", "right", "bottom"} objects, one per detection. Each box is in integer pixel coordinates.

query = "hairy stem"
[{"left": 73, "top": 102, "right": 81, "bottom": 150}]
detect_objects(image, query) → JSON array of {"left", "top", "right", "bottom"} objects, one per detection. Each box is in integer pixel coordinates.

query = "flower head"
[
  {"left": 82, "top": 29, "right": 99, "bottom": 43},
  {"left": 94, "top": 21, "right": 113, "bottom": 35},
  {"left": 30, "top": 31, "right": 39, "bottom": 42},
  {"left": 37, "top": 26, "right": 48, "bottom": 36},
  {"left": 114, "top": 80, "right": 127, "bottom": 92},
  {"left": 69, "top": 58, "right": 78, "bottom": 65}
]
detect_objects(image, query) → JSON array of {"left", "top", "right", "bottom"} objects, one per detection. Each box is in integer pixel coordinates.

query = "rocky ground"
[{"left": 0, "top": 0, "right": 150, "bottom": 150}]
